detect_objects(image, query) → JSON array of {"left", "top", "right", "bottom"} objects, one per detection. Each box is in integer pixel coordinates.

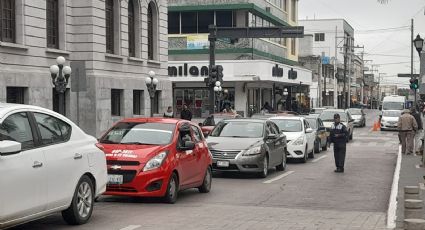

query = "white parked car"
[
  {"left": 319, "top": 109, "right": 355, "bottom": 141},
  {"left": 269, "top": 116, "right": 316, "bottom": 163},
  {"left": 0, "top": 103, "right": 107, "bottom": 229},
  {"left": 380, "top": 110, "right": 402, "bottom": 131}
]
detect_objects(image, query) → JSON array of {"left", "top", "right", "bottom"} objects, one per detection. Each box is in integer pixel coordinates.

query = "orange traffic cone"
[{"left": 372, "top": 120, "right": 380, "bottom": 131}]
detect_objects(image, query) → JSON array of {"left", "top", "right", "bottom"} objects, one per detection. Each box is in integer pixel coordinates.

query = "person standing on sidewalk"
[
  {"left": 180, "top": 104, "right": 192, "bottom": 121},
  {"left": 411, "top": 108, "right": 423, "bottom": 154},
  {"left": 329, "top": 113, "right": 349, "bottom": 173},
  {"left": 398, "top": 109, "right": 418, "bottom": 155}
]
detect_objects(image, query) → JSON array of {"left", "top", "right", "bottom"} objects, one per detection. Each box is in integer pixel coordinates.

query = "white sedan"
[
  {"left": 269, "top": 116, "right": 316, "bottom": 163},
  {"left": 0, "top": 103, "right": 107, "bottom": 229}
]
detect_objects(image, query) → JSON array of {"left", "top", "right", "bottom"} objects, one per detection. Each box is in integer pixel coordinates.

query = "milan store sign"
[{"left": 168, "top": 63, "right": 295, "bottom": 79}]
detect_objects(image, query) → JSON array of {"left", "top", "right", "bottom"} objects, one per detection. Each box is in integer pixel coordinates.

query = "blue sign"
[{"left": 322, "top": 56, "right": 330, "bottom": 65}]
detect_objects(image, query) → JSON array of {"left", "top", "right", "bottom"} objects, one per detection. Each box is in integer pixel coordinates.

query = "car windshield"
[
  {"left": 305, "top": 118, "right": 317, "bottom": 129},
  {"left": 348, "top": 109, "right": 362, "bottom": 115},
  {"left": 210, "top": 121, "right": 264, "bottom": 138},
  {"left": 382, "top": 110, "right": 401, "bottom": 117},
  {"left": 382, "top": 102, "right": 404, "bottom": 110},
  {"left": 100, "top": 122, "right": 175, "bottom": 145},
  {"left": 272, "top": 119, "right": 303, "bottom": 132},
  {"left": 319, "top": 111, "right": 348, "bottom": 122}
]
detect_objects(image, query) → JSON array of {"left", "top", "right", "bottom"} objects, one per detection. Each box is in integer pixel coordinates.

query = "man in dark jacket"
[
  {"left": 329, "top": 113, "right": 349, "bottom": 173},
  {"left": 180, "top": 105, "right": 192, "bottom": 121},
  {"left": 411, "top": 108, "right": 423, "bottom": 154}
]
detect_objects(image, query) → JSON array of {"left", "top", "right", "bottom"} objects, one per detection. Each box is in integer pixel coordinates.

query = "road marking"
[
  {"left": 312, "top": 155, "right": 327, "bottom": 163},
  {"left": 263, "top": 171, "right": 294, "bottom": 184},
  {"left": 119, "top": 225, "right": 141, "bottom": 230},
  {"left": 387, "top": 145, "right": 401, "bottom": 229}
]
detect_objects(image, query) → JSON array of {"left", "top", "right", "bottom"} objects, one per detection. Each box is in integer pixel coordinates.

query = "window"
[
  {"left": 105, "top": 0, "right": 114, "bottom": 54},
  {"left": 111, "top": 89, "right": 123, "bottom": 116},
  {"left": 198, "top": 11, "right": 214, "bottom": 33},
  {"left": 291, "top": 0, "right": 296, "bottom": 21},
  {"left": 168, "top": 12, "right": 180, "bottom": 34},
  {"left": 0, "top": 112, "right": 35, "bottom": 150},
  {"left": 291, "top": 38, "right": 296, "bottom": 55},
  {"left": 191, "top": 125, "right": 203, "bottom": 142},
  {"left": 216, "top": 11, "right": 233, "bottom": 27},
  {"left": 128, "top": 0, "right": 135, "bottom": 57},
  {"left": 133, "top": 90, "right": 144, "bottom": 115},
  {"left": 181, "top": 12, "right": 197, "bottom": 33},
  {"left": 33, "top": 113, "right": 72, "bottom": 145},
  {"left": 314, "top": 33, "right": 325, "bottom": 42},
  {"left": 0, "top": 0, "right": 15, "bottom": 42},
  {"left": 7, "top": 87, "right": 26, "bottom": 104},
  {"left": 147, "top": 2, "right": 157, "bottom": 60},
  {"left": 46, "top": 0, "right": 59, "bottom": 48}
]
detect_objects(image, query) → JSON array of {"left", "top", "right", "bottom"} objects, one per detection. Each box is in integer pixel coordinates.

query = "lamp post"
[
  {"left": 413, "top": 34, "right": 423, "bottom": 109},
  {"left": 214, "top": 81, "right": 223, "bottom": 113},
  {"left": 49, "top": 56, "right": 72, "bottom": 116},
  {"left": 145, "top": 71, "right": 159, "bottom": 117}
]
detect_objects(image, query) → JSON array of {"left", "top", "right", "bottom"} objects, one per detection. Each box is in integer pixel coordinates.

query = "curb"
[{"left": 387, "top": 145, "right": 402, "bottom": 229}]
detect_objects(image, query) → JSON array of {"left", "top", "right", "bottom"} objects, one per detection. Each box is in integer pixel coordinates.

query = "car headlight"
[
  {"left": 143, "top": 151, "right": 168, "bottom": 172},
  {"left": 242, "top": 146, "right": 262, "bottom": 156},
  {"left": 292, "top": 136, "right": 304, "bottom": 146}
]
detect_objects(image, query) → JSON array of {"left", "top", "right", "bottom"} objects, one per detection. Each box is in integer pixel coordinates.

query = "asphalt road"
[{"left": 12, "top": 110, "right": 397, "bottom": 230}]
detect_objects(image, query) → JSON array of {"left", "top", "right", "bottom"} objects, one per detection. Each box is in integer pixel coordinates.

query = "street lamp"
[
  {"left": 214, "top": 81, "right": 223, "bottom": 113},
  {"left": 145, "top": 70, "right": 159, "bottom": 117},
  {"left": 49, "top": 56, "right": 72, "bottom": 116},
  {"left": 413, "top": 34, "right": 424, "bottom": 57}
]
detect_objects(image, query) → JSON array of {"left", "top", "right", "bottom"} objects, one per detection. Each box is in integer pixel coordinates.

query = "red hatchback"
[{"left": 97, "top": 118, "right": 212, "bottom": 203}]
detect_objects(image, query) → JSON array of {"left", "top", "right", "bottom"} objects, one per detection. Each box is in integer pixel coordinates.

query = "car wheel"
[
  {"left": 163, "top": 173, "right": 178, "bottom": 204},
  {"left": 276, "top": 150, "right": 286, "bottom": 171},
  {"left": 198, "top": 167, "right": 212, "bottom": 193},
  {"left": 259, "top": 155, "right": 269, "bottom": 178},
  {"left": 349, "top": 131, "right": 353, "bottom": 140},
  {"left": 62, "top": 175, "right": 94, "bottom": 225},
  {"left": 301, "top": 146, "right": 308, "bottom": 163},
  {"left": 309, "top": 145, "right": 315, "bottom": 159},
  {"left": 322, "top": 140, "right": 328, "bottom": 151},
  {"left": 314, "top": 139, "right": 321, "bottom": 153}
]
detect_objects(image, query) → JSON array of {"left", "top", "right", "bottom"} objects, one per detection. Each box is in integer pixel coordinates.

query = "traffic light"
[
  {"left": 288, "top": 68, "right": 297, "bottom": 80},
  {"left": 410, "top": 78, "right": 419, "bottom": 90}
]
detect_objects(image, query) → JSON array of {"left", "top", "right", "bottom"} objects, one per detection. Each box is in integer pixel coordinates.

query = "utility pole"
[
  {"left": 411, "top": 19, "right": 417, "bottom": 109},
  {"left": 334, "top": 26, "right": 338, "bottom": 109}
]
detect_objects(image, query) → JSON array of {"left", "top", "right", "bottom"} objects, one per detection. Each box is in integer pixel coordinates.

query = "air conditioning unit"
[{"left": 265, "top": 7, "right": 271, "bottom": 13}]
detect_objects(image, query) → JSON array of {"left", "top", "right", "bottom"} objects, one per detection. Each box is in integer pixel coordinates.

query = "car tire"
[
  {"left": 258, "top": 155, "right": 269, "bottom": 178},
  {"left": 308, "top": 145, "right": 315, "bottom": 159},
  {"left": 322, "top": 140, "right": 328, "bottom": 151},
  {"left": 198, "top": 167, "right": 212, "bottom": 193},
  {"left": 276, "top": 151, "right": 286, "bottom": 171},
  {"left": 349, "top": 131, "right": 353, "bottom": 140},
  {"left": 163, "top": 173, "right": 179, "bottom": 204},
  {"left": 62, "top": 175, "right": 94, "bottom": 225},
  {"left": 314, "top": 139, "right": 321, "bottom": 153},
  {"left": 301, "top": 146, "right": 308, "bottom": 163}
]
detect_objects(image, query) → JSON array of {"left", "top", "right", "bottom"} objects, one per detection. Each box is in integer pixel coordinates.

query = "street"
[{"left": 12, "top": 110, "right": 398, "bottom": 230}]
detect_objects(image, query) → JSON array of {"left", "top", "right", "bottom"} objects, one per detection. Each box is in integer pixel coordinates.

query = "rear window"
[{"left": 100, "top": 122, "right": 176, "bottom": 145}]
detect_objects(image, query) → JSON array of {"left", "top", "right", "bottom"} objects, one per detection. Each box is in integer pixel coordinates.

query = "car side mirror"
[
  {"left": 0, "top": 141, "right": 22, "bottom": 156},
  {"left": 305, "top": 128, "right": 314, "bottom": 133},
  {"left": 267, "top": 134, "right": 277, "bottom": 140}
]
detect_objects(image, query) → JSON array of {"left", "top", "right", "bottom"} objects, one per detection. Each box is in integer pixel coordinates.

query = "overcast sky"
[{"left": 299, "top": 0, "right": 425, "bottom": 87}]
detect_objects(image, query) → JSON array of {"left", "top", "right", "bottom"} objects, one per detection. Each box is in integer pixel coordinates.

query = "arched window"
[
  {"left": 46, "top": 0, "right": 59, "bottom": 48},
  {"left": 147, "top": 2, "right": 157, "bottom": 60},
  {"left": 128, "top": 0, "right": 135, "bottom": 57},
  {"left": 0, "top": 0, "right": 15, "bottom": 42},
  {"left": 105, "top": 0, "right": 114, "bottom": 53}
]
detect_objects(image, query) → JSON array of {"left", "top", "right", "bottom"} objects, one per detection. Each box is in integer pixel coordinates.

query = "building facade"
[
  {"left": 0, "top": 0, "right": 171, "bottom": 137},
  {"left": 167, "top": 0, "right": 313, "bottom": 117}
]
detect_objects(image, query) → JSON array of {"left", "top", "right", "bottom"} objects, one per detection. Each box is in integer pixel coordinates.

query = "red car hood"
[{"left": 99, "top": 144, "right": 166, "bottom": 164}]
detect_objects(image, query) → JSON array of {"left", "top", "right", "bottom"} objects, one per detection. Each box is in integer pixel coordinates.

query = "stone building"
[{"left": 0, "top": 0, "right": 171, "bottom": 136}]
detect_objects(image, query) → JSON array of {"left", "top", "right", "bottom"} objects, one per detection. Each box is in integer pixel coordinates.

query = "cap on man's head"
[
  {"left": 403, "top": 109, "right": 411, "bottom": 114},
  {"left": 334, "top": 113, "right": 340, "bottom": 119}
]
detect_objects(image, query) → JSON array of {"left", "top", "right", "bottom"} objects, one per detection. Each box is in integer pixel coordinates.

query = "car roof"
[
  {"left": 120, "top": 117, "right": 185, "bottom": 124},
  {"left": 0, "top": 103, "right": 64, "bottom": 119},
  {"left": 223, "top": 118, "right": 266, "bottom": 123},
  {"left": 322, "top": 109, "right": 346, "bottom": 113},
  {"left": 269, "top": 116, "right": 304, "bottom": 120}
]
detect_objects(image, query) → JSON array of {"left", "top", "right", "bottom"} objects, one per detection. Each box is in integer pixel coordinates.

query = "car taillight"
[{"left": 95, "top": 143, "right": 104, "bottom": 151}]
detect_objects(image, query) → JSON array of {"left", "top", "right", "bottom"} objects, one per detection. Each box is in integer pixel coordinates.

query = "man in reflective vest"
[{"left": 329, "top": 113, "right": 349, "bottom": 173}]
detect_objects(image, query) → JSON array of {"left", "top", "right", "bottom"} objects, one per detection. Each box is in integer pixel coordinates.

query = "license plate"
[
  {"left": 217, "top": 160, "right": 229, "bottom": 167},
  {"left": 108, "top": 174, "right": 123, "bottom": 185}
]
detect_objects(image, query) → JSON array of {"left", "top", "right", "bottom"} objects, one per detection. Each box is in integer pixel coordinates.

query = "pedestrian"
[
  {"left": 398, "top": 109, "right": 418, "bottom": 155},
  {"left": 411, "top": 108, "right": 423, "bottom": 154},
  {"left": 163, "top": 106, "right": 174, "bottom": 118},
  {"left": 180, "top": 104, "right": 192, "bottom": 121},
  {"left": 329, "top": 113, "right": 349, "bottom": 173}
]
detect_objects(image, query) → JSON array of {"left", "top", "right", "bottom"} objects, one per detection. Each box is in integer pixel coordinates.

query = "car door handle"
[
  {"left": 74, "top": 153, "right": 83, "bottom": 160},
  {"left": 33, "top": 161, "right": 43, "bottom": 168}
]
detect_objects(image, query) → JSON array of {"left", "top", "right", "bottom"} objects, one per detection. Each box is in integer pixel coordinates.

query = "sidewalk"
[{"left": 395, "top": 152, "right": 425, "bottom": 229}]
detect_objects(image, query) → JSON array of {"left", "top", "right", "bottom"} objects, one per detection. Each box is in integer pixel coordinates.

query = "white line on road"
[
  {"left": 119, "top": 225, "right": 141, "bottom": 230},
  {"left": 387, "top": 145, "right": 401, "bottom": 229},
  {"left": 312, "top": 155, "right": 327, "bottom": 163},
  {"left": 263, "top": 171, "right": 294, "bottom": 184}
]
